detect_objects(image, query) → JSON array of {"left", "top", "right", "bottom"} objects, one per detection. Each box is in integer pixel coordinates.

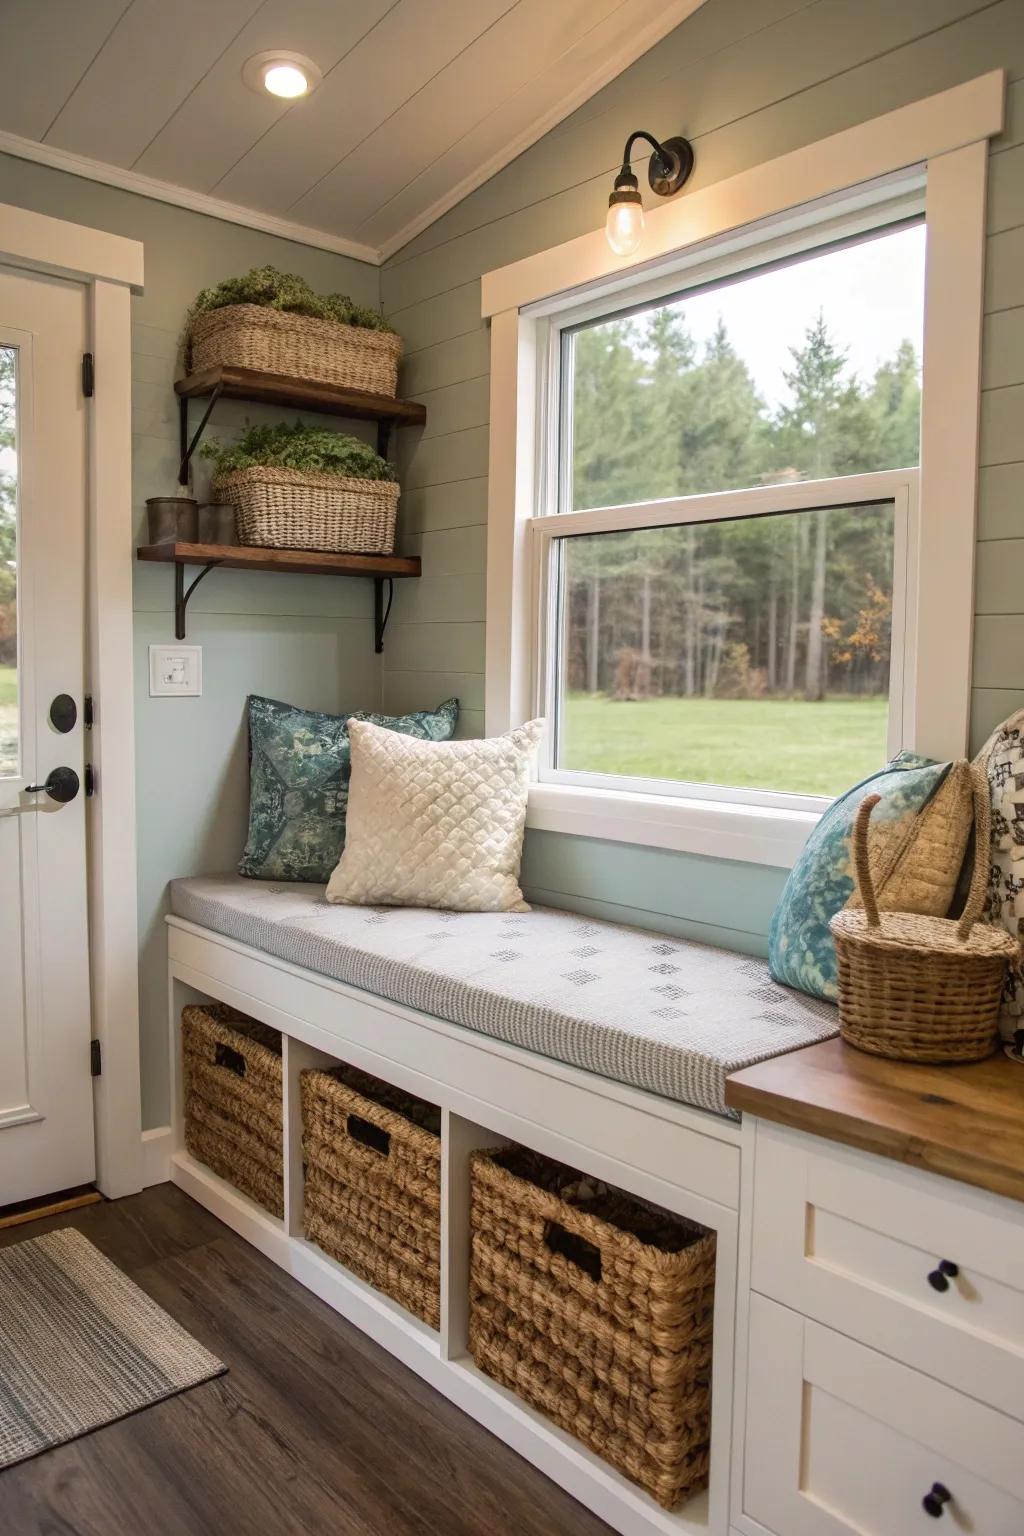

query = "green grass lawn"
[
  {"left": 560, "top": 694, "right": 889, "bottom": 798},
  {"left": 0, "top": 664, "right": 17, "bottom": 776}
]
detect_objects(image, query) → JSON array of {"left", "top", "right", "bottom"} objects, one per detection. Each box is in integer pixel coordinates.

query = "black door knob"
[
  {"left": 927, "top": 1259, "right": 959, "bottom": 1293},
  {"left": 923, "top": 1482, "right": 952, "bottom": 1517},
  {"left": 24, "top": 766, "right": 80, "bottom": 803}
]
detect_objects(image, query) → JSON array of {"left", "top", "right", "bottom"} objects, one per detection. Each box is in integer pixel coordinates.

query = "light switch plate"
[{"left": 149, "top": 644, "right": 202, "bottom": 697}]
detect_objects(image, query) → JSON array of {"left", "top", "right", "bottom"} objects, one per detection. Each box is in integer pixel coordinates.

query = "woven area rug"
[{"left": 0, "top": 1227, "right": 225, "bottom": 1469}]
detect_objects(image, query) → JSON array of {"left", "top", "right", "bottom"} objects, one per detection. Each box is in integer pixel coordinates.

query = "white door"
[{"left": 0, "top": 264, "right": 92, "bottom": 1205}]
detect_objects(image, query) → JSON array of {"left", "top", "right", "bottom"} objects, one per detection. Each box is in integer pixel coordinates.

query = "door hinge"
[
  {"left": 84, "top": 694, "right": 94, "bottom": 728},
  {"left": 84, "top": 763, "right": 95, "bottom": 797},
  {"left": 82, "top": 352, "right": 95, "bottom": 398},
  {"left": 90, "top": 1039, "right": 102, "bottom": 1077}
]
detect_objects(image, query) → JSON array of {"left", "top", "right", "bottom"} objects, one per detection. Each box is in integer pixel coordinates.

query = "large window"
[{"left": 538, "top": 222, "right": 925, "bottom": 810}]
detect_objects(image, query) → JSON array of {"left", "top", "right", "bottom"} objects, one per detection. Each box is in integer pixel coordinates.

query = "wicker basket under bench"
[
  {"left": 181, "top": 1004, "right": 283, "bottom": 1217},
  {"left": 469, "top": 1145, "right": 716, "bottom": 1510},
  {"left": 301, "top": 1063, "right": 442, "bottom": 1329}
]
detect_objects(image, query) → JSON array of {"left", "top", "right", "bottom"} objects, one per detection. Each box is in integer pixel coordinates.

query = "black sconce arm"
[
  {"left": 619, "top": 130, "right": 674, "bottom": 180},
  {"left": 615, "top": 129, "right": 695, "bottom": 198}
]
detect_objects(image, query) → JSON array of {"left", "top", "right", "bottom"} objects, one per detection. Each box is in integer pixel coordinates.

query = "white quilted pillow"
[{"left": 326, "top": 718, "right": 544, "bottom": 913}]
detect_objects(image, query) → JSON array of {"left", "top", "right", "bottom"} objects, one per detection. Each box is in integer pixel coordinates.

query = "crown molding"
[{"left": 0, "top": 128, "right": 381, "bottom": 267}]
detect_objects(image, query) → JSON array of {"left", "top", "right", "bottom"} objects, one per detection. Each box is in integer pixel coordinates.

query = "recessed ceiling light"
[{"left": 242, "top": 51, "right": 322, "bottom": 100}]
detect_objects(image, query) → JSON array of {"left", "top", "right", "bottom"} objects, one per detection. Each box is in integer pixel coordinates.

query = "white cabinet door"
[
  {"left": 0, "top": 264, "right": 92, "bottom": 1203},
  {"left": 750, "top": 1122, "right": 1024, "bottom": 1419},
  {"left": 744, "top": 1293, "right": 1024, "bottom": 1536}
]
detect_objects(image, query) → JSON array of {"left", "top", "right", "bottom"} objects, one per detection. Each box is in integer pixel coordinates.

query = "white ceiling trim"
[
  {"left": 0, "top": 126, "right": 381, "bottom": 266},
  {"left": 374, "top": 0, "right": 707, "bottom": 263}
]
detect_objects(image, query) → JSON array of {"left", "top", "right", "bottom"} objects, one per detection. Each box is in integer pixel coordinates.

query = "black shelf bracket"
[
  {"left": 178, "top": 384, "right": 223, "bottom": 487},
  {"left": 175, "top": 559, "right": 221, "bottom": 639},
  {"left": 374, "top": 577, "right": 395, "bottom": 654}
]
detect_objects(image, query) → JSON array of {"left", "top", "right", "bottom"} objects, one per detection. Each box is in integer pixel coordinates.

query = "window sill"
[{"left": 526, "top": 781, "right": 819, "bottom": 868}]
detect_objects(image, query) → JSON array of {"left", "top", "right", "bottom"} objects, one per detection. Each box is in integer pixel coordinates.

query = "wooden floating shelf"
[
  {"left": 175, "top": 365, "right": 427, "bottom": 427},
  {"left": 137, "top": 542, "right": 420, "bottom": 647},
  {"left": 137, "top": 541, "right": 420, "bottom": 579}
]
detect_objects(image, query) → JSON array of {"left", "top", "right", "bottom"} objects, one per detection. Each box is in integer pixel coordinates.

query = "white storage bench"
[{"left": 166, "top": 875, "right": 838, "bottom": 1536}]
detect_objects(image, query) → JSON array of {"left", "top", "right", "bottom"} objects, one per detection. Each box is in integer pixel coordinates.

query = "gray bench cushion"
[{"left": 169, "top": 875, "right": 838, "bottom": 1119}]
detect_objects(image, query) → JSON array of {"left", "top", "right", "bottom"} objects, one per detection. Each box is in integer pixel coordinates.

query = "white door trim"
[{"left": 0, "top": 200, "right": 143, "bottom": 1198}]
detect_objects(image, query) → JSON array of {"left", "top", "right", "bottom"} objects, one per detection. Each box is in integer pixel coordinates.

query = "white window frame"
[
  {"left": 534, "top": 470, "right": 917, "bottom": 808},
  {"left": 483, "top": 71, "right": 1003, "bottom": 867}
]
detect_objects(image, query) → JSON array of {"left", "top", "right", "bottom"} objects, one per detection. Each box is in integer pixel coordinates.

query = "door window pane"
[
  {"left": 566, "top": 223, "right": 925, "bottom": 511},
  {"left": 0, "top": 346, "right": 16, "bottom": 776},
  {"left": 556, "top": 502, "right": 895, "bottom": 798}
]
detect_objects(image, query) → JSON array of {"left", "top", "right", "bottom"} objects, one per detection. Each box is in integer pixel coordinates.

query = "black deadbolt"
[
  {"left": 25, "top": 766, "right": 80, "bottom": 803},
  {"left": 49, "top": 693, "right": 77, "bottom": 733}
]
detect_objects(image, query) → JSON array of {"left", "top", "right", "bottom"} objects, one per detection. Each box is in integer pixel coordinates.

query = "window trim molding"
[{"left": 484, "top": 73, "right": 1003, "bottom": 867}]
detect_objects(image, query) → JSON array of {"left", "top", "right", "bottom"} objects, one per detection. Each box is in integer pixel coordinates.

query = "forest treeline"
[{"left": 566, "top": 306, "right": 920, "bottom": 704}]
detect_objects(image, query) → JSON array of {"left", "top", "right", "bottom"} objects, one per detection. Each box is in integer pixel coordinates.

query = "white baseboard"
[{"left": 140, "top": 1126, "right": 173, "bottom": 1188}]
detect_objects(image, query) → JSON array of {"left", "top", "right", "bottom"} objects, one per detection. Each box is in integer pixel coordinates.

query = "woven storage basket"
[
  {"left": 829, "top": 769, "right": 1019, "bottom": 1062},
  {"left": 188, "top": 304, "right": 401, "bottom": 397},
  {"left": 469, "top": 1145, "right": 716, "bottom": 1510},
  {"left": 213, "top": 466, "right": 399, "bottom": 554},
  {"left": 301, "top": 1063, "right": 441, "bottom": 1329},
  {"left": 181, "top": 1004, "right": 283, "bottom": 1216}
]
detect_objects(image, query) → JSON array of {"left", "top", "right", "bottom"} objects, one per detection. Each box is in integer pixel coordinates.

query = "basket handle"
[
  {"left": 214, "top": 1041, "right": 246, "bottom": 1078},
  {"left": 956, "top": 763, "right": 992, "bottom": 942},
  {"left": 543, "top": 1221, "right": 602, "bottom": 1283},
  {"left": 347, "top": 1114, "right": 391, "bottom": 1158},
  {"left": 851, "top": 793, "right": 883, "bottom": 927}
]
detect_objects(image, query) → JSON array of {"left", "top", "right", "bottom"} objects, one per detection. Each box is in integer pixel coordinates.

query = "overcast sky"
[{"left": 654, "top": 222, "right": 926, "bottom": 411}]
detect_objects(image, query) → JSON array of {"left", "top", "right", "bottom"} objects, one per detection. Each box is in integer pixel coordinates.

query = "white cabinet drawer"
[
  {"left": 744, "top": 1293, "right": 1024, "bottom": 1536},
  {"left": 750, "top": 1122, "right": 1024, "bottom": 1418}
]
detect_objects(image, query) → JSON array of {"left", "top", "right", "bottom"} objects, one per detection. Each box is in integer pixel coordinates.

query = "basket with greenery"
[
  {"left": 185, "top": 266, "right": 401, "bottom": 398},
  {"left": 201, "top": 422, "right": 400, "bottom": 555}
]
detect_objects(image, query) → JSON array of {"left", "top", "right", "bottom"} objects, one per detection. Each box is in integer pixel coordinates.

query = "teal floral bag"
[
  {"left": 240, "top": 695, "right": 458, "bottom": 883},
  {"left": 768, "top": 752, "right": 950, "bottom": 1001}
]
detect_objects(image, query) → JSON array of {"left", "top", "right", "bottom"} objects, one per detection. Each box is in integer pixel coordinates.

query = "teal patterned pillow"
[
  {"left": 768, "top": 752, "right": 950, "bottom": 1001},
  {"left": 240, "top": 695, "right": 458, "bottom": 882}
]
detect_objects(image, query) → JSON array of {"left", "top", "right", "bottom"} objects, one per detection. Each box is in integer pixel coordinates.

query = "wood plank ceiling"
[{"left": 0, "top": 0, "right": 706, "bottom": 262}]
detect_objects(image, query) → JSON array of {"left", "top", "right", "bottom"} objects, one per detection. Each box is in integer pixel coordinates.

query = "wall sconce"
[{"left": 606, "top": 131, "right": 694, "bottom": 256}]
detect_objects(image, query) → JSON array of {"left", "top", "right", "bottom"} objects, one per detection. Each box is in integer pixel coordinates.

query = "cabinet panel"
[
  {"left": 744, "top": 1294, "right": 1024, "bottom": 1536},
  {"left": 750, "top": 1123, "right": 1024, "bottom": 1418}
]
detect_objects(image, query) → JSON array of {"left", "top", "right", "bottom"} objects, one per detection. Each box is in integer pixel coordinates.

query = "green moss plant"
[{"left": 200, "top": 421, "right": 397, "bottom": 482}]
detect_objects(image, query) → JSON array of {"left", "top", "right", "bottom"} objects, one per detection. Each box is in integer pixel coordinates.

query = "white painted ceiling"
[{"left": 0, "top": 0, "right": 705, "bottom": 263}]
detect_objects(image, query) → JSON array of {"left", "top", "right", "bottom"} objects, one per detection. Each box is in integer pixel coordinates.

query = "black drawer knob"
[
  {"left": 923, "top": 1482, "right": 952, "bottom": 1518},
  {"left": 927, "top": 1259, "right": 959, "bottom": 1293}
]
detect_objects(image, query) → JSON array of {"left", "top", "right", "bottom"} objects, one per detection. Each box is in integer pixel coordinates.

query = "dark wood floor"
[{"left": 0, "top": 1184, "right": 611, "bottom": 1536}]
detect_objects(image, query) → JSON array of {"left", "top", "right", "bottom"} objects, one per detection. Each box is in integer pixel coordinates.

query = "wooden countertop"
[{"left": 725, "top": 1037, "right": 1024, "bottom": 1204}]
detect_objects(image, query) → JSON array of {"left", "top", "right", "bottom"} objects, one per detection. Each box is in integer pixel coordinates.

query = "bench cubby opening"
[{"left": 167, "top": 938, "right": 739, "bottom": 1536}]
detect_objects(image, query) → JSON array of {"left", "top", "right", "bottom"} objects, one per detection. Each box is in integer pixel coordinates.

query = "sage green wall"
[
  {"left": 0, "top": 153, "right": 382, "bottom": 1127},
  {"left": 382, "top": 0, "right": 1024, "bottom": 951}
]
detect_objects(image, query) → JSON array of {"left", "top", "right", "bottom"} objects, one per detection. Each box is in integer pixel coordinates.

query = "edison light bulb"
[{"left": 606, "top": 194, "right": 644, "bottom": 257}]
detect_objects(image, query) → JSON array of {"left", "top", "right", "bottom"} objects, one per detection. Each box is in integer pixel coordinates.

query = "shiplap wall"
[
  {"left": 0, "top": 153, "right": 381, "bottom": 1126},
  {"left": 382, "top": 0, "right": 1024, "bottom": 953}
]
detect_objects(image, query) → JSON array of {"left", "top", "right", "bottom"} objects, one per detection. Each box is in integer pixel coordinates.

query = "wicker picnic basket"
[
  {"left": 181, "top": 1004, "right": 283, "bottom": 1216},
  {"left": 469, "top": 1145, "right": 716, "bottom": 1510},
  {"left": 188, "top": 303, "right": 401, "bottom": 398},
  {"left": 212, "top": 466, "right": 400, "bottom": 554},
  {"left": 830, "top": 770, "right": 1019, "bottom": 1063},
  {"left": 301, "top": 1063, "right": 442, "bottom": 1329}
]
